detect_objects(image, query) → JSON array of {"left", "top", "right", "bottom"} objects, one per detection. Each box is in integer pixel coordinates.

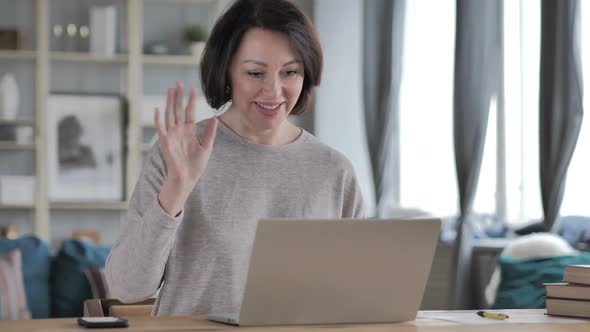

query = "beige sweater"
[{"left": 106, "top": 119, "right": 366, "bottom": 316}]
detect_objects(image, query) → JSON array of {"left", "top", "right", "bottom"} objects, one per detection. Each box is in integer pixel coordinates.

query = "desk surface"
[{"left": 1, "top": 310, "right": 589, "bottom": 331}]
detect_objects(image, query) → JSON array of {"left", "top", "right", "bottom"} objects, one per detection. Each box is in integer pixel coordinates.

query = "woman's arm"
[
  {"left": 105, "top": 146, "right": 182, "bottom": 303},
  {"left": 106, "top": 82, "right": 217, "bottom": 303}
]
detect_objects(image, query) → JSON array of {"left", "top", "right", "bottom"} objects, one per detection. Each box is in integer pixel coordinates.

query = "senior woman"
[{"left": 106, "top": 0, "right": 366, "bottom": 316}]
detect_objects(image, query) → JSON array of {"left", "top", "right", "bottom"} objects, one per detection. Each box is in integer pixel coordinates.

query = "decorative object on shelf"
[
  {"left": 0, "top": 124, "right": 32, "bottom": 144},
  {"left": 0, "top": 124, "right": 16, "bottom": 142},
  {"left": 0, "top": 29, "right": 26, "bottom": 50},
  {"left": 79, "top": 26, "right": 90, "bottom": 39},
  {"left": 65, "top": 23, "right": 78, "bottom": 52},
  {"left": 16, "top": 126, "right": 34, "bottom": 144},
  {"left": 0, "top": 175, "right": 35, "bottom": 206},
  {"left": 184, "top": 25, "right": 207, "bottom": 57},
  {"left": 144, "top": 42, "right": 169, "bottom": 55},
  {"left": 52, "top": 24, "right": 65, "bottom": 51},
  {"left": 78, "top": 25, "right": 90, "bottom": 52},
  {"left": 47, "top": 94, "right": 127, "bottom": 202},
  {"left": 0, "top": 73, "right": 20, "bottom": 120},
  {"left": 90, "top": 6, "right": 116, "bottom": 56}
]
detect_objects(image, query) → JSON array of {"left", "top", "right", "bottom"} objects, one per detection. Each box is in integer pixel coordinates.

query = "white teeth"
[{"left": 256, "top": 102, "right": 281, "bottom": 110}]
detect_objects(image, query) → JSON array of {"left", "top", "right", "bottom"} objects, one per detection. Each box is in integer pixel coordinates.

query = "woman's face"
[{"left": 228, "top": 28, "right": 304, "bottom": 131}]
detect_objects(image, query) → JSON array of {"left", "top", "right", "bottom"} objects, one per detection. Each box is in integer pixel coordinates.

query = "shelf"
[
  {"left": 143, "top": 55, "right": 200, "bottom": 66},
  {"left": 50, "top": 52, "right": 128, "bottom": 64},
  {"left": 0, "top": 118, "right": 35, "bottom": 126},
  {"left": 0, "top": 50, "right": 36, "bottom": 60},
  {"left": 50, "top": 201, "right": 129, "bottom": 210},
  {"left": 0, "top": 205, "right": 34, "bottom": 210},
  {"left": 0, "top": 142, "right": 35, "bottom": 150}
]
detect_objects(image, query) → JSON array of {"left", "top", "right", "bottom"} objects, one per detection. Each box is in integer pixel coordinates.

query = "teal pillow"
[
  {"left": 0, "top": 235, "right": 51, "bottom": 318},
  {"left": 493, "top": 253, "right": 590, "bottom": 309},
  {"left": 50, "top": 239, "right": 111, "bottom": 317}
]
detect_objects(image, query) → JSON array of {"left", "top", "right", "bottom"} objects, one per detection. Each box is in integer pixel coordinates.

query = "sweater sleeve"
[
  {"left": 340, "top": 159, "right": 367, "bottom": 219},
  {"left": 106, "top": 145, "right": 183, "bottom": 303}
]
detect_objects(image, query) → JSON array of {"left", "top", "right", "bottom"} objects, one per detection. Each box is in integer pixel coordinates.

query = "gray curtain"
[
  {"left": 362, "top": 0, "right": 405, "bottom": 216},
  {"left": 539, "top": 0, "right": 584, "bottom": 232},
  {"left": 451, "top": 0, "right": 502, "bottom": 309}
]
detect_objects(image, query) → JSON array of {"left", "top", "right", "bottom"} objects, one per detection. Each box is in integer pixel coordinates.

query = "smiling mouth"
[{"left": 255, "top": 102, "right": 284, "bottom": 111}]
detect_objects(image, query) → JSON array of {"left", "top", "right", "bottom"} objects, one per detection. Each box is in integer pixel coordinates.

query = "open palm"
[{"left": 155, "top": 82, "right": 217, "bottom": 188}]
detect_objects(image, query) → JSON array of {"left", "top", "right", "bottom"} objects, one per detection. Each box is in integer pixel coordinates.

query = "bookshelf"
[{"left": 0, "top": 0, "right": 230, "bottom": 243}]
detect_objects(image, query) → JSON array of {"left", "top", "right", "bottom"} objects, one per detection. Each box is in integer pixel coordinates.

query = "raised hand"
[{"left": 155, "top": 82, "right": 218, "bottom": 216}]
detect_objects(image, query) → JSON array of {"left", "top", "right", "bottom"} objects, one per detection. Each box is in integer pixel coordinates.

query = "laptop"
[{"left": 208, "top": 218, "right": 441, "bottom": 326}]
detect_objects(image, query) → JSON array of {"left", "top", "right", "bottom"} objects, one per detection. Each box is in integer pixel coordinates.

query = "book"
[
  {"left": 563, "top": 265, "right": 590, "bottom": 285},
  {"left": 544, "top": 282, "right": 590, "bottom": 301},
  {"left": 546, "top": 297, "right": 590, "bottom": 318}
]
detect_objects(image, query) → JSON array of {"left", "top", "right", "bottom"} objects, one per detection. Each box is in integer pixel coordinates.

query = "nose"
[{"left": 262, "top": 74, "right": 282, "bottom": 98}]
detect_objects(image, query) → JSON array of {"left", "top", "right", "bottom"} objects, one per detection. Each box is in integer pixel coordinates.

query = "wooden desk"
[{"left": 1, "top": 310, "right": 589, "bottom": 331}]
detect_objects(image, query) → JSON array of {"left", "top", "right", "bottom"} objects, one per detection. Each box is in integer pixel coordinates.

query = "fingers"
[
  {"left": 185, "top": 87, "right": 197, "bottom": 124},
  {"left": 202, "top": 117, "right": 218, "bottom": 150},
  {"left": 165, "top": 88, "right": 174, "bottom": 130},
  {"left": 174, "top": 81, "right": 184, "bottom": 125}
]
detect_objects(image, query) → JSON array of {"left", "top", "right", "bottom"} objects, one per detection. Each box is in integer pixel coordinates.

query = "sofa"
[{"left": 0, "top": 235, "right": 111, "bottom": 319}]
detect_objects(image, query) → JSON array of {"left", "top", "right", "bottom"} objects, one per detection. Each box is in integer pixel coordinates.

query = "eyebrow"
[{"left": 242, "top": 59, "right": 301, "bottom": 67}]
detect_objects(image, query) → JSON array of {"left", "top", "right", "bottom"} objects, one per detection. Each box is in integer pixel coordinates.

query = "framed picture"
[{"left": 47, "top": 93, "right": 127, "bottom": 202}]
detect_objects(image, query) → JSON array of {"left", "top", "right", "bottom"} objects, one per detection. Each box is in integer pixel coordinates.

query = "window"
[
  {"left": 399, "top": 0, "right": 588, "bottom": 226},
  {"left": 503, "top": 0, "right": 543, "bottom": 225},
  {"left": 561, "top": 0, "right": 590, "bottom": 217},
  {"left": 399, "top": 0, "right": 458, "bottom": 217}
]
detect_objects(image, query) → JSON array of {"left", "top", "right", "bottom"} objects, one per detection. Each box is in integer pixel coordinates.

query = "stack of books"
[{"left": 545, "top": 265, "right": 590, "bottom": 318}]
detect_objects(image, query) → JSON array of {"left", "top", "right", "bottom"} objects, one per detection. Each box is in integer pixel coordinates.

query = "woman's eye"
[
  {"left": 248, "top": 71, "right": 264, "bottom": 78},
  {"left": 283, "top": 70, "right": 298, "bottom": 77}
]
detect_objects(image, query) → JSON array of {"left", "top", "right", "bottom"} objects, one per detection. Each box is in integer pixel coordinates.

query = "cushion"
[
  {"left": 0, "top": 235, "right": 51, "bottom": 318},
  {"left": 0, "top": 249, "right": 31, "bottom": 319},
  {"left": 51, "top": 239, "right": 111, "bottom": 318},
  {"left": 493, "top": 253, "right": 590, "bottom": 309}
]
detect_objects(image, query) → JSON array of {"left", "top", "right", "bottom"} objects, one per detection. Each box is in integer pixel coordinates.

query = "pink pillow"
[{"left": 0, "top": 249, "right": 31, "bottom": 319}]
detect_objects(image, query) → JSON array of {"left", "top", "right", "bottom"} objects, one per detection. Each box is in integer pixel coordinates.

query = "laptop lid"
[{"left": 231, "top": 218, "right": 441, "bottom": 326}]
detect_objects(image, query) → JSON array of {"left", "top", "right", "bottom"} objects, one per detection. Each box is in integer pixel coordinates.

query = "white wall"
[{"left": 314, "top": 0, "right": 376, "bottom": 216}]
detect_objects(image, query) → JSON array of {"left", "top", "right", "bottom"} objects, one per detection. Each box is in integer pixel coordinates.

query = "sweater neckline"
[{"left": 216, "top": 118, "right": 310, "bottom": 153}]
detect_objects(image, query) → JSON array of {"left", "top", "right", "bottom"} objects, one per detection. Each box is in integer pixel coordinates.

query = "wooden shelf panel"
[
  {"left": 143, "top": 55, "right": 200, "bottom": 65},
  {"left": 50, "top": 52, "right": 128, "bottom": 64},
  {"left": 0, "top": 142, "right": 35, "bottom": 150},
  {"left": 50, "top": 201, "right": 129, "bottom": 210},
  {"left": 0, "top": 205, "right": 34, "bottom": 210},
  {"left": 0, "top": 50, "right": 36, "bottom": 60},
  {"left": 0, "top": 118, "right": 35, "bottom": 125}
]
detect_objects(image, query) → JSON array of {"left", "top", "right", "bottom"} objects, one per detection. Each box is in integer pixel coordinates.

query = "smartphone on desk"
[{"left": 78, "top": 317, "right": 129, "bottom": 328}]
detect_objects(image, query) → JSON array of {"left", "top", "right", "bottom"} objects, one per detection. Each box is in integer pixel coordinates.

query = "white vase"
[
  {"left": 0, "top": 73, "right": 19, "bottom": 120},
  {"left": 190, "top": 42, "right": 206, "bottom": 58}
]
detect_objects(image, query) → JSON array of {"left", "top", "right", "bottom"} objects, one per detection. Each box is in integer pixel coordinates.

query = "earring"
[{"left": 225, "top": 85, "right": 231, "bottom": 97}]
